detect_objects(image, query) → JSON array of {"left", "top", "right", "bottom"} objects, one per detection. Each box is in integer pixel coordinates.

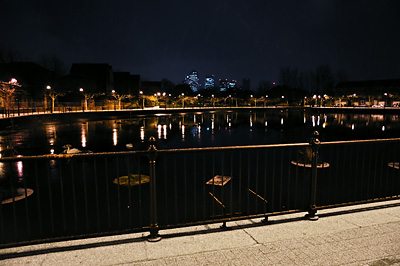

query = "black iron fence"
[{"left": 1, "top": 133, "right": 400, "bottom": 247}]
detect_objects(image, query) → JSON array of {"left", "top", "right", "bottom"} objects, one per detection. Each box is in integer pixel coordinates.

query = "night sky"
[{"left": 1, "top": 0, "right": 400, "bottom": 89}]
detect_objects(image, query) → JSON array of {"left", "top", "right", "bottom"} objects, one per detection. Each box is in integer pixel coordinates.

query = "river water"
[{"left": 1, "top": 109, "right": 399, "bottom": 156}]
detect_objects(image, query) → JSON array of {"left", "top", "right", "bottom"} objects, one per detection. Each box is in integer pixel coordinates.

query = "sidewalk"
[{"left": 1, "top": 199, "right": 400, "bottom": 265}]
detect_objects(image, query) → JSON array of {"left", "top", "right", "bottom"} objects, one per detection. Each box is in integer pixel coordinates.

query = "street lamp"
[
  {"left": 46, "top": 85, "right": 56, "bottom": 113},
  {"left": 79, "top": 88, "right": 87, "bottom": 111},
  {"left": 139, "top": 91, "right": 144, "bottom": 109}
]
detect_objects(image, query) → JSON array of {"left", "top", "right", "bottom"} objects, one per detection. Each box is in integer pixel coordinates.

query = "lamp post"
[
  {"left": 79, "top": 88, "right": 87, "bottom": 111},
  {"left": 46, "top": 85, "right": 56, "bottom": 113},
  {"left": 139, "top": 91, "right": 144, "bottom": 109}
]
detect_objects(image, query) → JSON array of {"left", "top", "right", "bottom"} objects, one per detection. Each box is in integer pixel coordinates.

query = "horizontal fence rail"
[{"left": 0, "top": 134, "right": 400, "bottom": 247}]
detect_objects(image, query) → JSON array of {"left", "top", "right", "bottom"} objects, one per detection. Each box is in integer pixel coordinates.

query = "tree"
[
  {"left": 46, "top": 85, "right": 65, "bottom": 113},
  {"left": 256, "top": 80, "right": 272, "bottom": 96},
  {"left": 0, "top": 46, "right": 24, "bottom": 63},
  {"left": 0, "top": 78, "right": 22, "bottom": 116},
  {"left": 279, "top": 66, "right": 299, "bottom": 88},
  {"left": 312, "top": 65, "right": 335, "bottom": 94},
  {"left": 38, "top": 55, "right": 67, "bottom": 78},
  {"left": 79, "top": 88, "right": 104, "bottom": 111},
  {"left": 111, "top": 90, "right": 130, "bottom": 110}
]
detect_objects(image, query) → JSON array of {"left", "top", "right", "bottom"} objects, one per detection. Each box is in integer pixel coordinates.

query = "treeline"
[{"left": 257, "top": 65, "right": 350, "bottom": 95}]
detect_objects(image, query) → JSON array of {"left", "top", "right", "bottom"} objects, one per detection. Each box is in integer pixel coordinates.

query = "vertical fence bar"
[
  {"left": 34, "top": 162, "right": 43, "bottom": 236},
  {"left": 279, "top": 149, "right": 283, "bottom": 211},
  {"left": 82, "top": 159, "right": 89, "bottom": 232},
  {"left": 9, "top": 162, "right": 18, "bottom": 241},
  {"left": 184, "top": 155, "right": 187, "bottom": 223},
  {"left": 238, "top": 151, "right": 242, "bottom": 215},
  {"left": 372, "top": 143, "right": 379, "bottom": 198},
  {"left": 163, "top": 155, "right": 169, "bottom": 225},
  {"left": 307, "top": 131, "right": 319, "bottom": 220},
  {"left": 354, "top": 143, "right": 360, "bottom": 202},
  {"left": 255, "top": 150, "right": 259, "bottom": 213},
  {"left": 116, "top": 156, "right": 121, "bottom": 229},
  {"left": 46, "top": 160, "right": 55, "bottom": 235},
  {"left": 104, "top": 157, "right": 111, "bottom": 230},
  {"left": 173, "top": 154, "right": 178, "bottom": 224},
  {"left": 263, "top": 149, "right": 268, "bottom": 221},
  {"left": 93, "top": 159, "right": 100, "bottom": 231},
  {"left": 137, "top": 155, "right": 143, "bottom": 227},
  {"left": 147, "top": 137, "right": 160, "bottom": 241},
  {"left": 193, "top": 153, "right": 197, "bottom": 222},
  {"left": 247, "top": 151, "right": 250, "bottom": 215},
  {"left": 271, "top": 150, "right": 276, "bottom": 213},
  {"left": 221, "top": 151, "right": 226, "bottom": 228},
  {"left": 22, "top": 161, "right": 31, "bottom": 239},
  {"left": 202, "top": 152, "right": 206, "bottom": 220},
  {"left": 287, "top": 148, "right": 292, "bottom": 210},
  {"left": 230, "top": 151, "right": 233, "bottom": 220},
  {"left": 126, "top": 157, "right": 132, "bottom": 228},
  {"left": 58, "top": 160, "right": 67, "bottom": 233},
  {"left": 70, "top": 160, "right": 78, "bottom": 232}
]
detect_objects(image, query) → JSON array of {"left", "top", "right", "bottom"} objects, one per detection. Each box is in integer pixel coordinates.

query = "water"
[{"left": 1, "top": 109, "right": 399, "bottom": 156}]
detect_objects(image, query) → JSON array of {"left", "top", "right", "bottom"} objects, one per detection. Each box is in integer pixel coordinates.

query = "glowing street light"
[{"left": 79, "top": 88, "right": 88, "bottom": 111}]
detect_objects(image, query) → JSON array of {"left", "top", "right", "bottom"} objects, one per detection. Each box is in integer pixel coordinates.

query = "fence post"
[
  {"left": 307, "top": 131, "right": 320, "bottom": 220},
  {"left": 147, "top": 136, "right": 161, "bottom": 241}
]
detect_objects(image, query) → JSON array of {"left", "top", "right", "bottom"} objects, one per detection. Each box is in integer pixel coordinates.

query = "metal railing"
[{"left": 0, "top": 132, "right": 400, "bottom": 247}]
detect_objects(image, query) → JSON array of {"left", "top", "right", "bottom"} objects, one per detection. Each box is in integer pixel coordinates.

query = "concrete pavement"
[{"left": 1, "top": 199, "right": 400, "bottom": 265}]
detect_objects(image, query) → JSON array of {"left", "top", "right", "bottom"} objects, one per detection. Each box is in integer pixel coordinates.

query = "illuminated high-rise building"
[
  {"left": 219, "top": 79, "right": 237, "bottom": 91},
  {"left": 204, "top": 75, "right": 215, "bottom": 89},
  {"left": 219, "top": 79, "right": 229, "bottom": 92},
  {"left": 185, "top": 70, "right": 200, "bottom": 92},
  {"left": 228, "top": 80, "right": 237, "bottom": 88}
]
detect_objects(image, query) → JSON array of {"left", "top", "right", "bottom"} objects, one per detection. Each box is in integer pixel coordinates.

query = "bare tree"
[
  {"left": 279, "top": 66, "right": 299, "bottom": 88},
  {"left": 0, "top": 46, "right": 24, "bottom": 63},
  {"left": 312, "top": 65, "right": 335, "bottom": 94},
  {"left": 45, "top": 85, "right": 65, "bottom": 113},
  {"left": 111, "top": 90, "right": 130, "bottom": 110},
  {"left": 38, "top": 55, "right": 67, "bottom": 77},
  {"left": 0, "top": 78, "right": 22, "bottom": 116}
]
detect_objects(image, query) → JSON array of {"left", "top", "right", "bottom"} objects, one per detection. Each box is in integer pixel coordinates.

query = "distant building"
[
  {"left": 185, "top": 70, "right": 200, "bottom": 92},
  {"left": 204, "top": 75, "right": 215, "bottom": 89},
  {"left": 69, "top": 63, "right": 114, "bottom": 94},
  {"left": 219, "top": 79, "right": 229, "bottom": 92},
  {"left": 113, "top": 72, "right": 140, "bottom": 95},
  {"left": 130, "top": 75, "right": 141, "bottom": 95},
  {"left": 219, "top": 79, "right": 237, "bottom": 91},
  {"left": 228, "top": 80, "right": 237, "bottom": 88}
]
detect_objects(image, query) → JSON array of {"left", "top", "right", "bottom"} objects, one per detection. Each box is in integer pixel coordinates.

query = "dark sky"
[{"left": 2, "top": 0, "right": 400, "bottom": 89}]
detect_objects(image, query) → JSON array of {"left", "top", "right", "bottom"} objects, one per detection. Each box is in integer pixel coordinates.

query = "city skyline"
[{"left": 1, "top": 1, "right": 399, "bottom": 89}]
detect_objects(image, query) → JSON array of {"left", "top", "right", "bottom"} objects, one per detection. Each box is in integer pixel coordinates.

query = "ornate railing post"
[
  {"left": 147, "top": 136, "right": 161, "bottom": 241},
  {"left": 307, "top": 131, "right": 320, "bottom": 220}
]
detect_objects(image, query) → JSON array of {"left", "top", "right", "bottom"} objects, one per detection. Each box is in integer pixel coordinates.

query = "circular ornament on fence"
[
  {"left": 1, "top": 188, "right": 34, "bottom": 205},
  {"left": 113, "top": 174, "right": 150, "bottom": 186}
]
